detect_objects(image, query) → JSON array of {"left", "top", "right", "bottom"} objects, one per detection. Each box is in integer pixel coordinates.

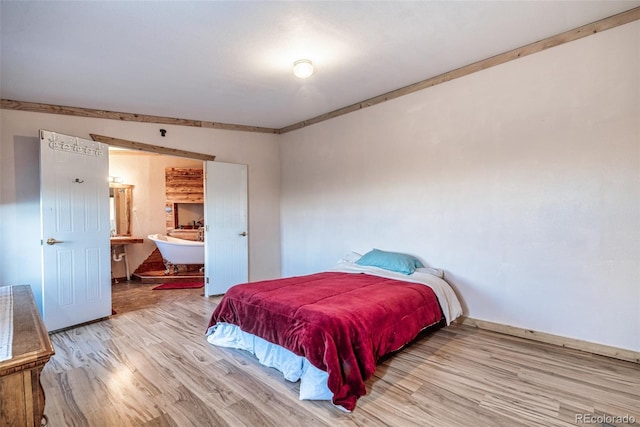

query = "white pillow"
[
  {"left": 415, "top": 267, "right": 444, "bottom": 278},
  {"left": 338, "top": 251, "right": 362, "bottom": 263}
]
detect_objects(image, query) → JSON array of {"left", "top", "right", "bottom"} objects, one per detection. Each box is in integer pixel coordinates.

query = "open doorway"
[
  {"left": 36, "top": 130, "right": 248, "bottom": 327},
  {"left": 108, "top": 148, "right": 205, "bottom": 286},
  {"left": 107, "top": 143, "right": 249, "bottom": 315}
]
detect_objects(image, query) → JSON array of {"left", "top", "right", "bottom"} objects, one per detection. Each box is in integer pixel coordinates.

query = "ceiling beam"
[
  {"left": 279, "top": 6, "right": 640, "bottom": 133},
  {"left": 90, "top": 134, "right": 216, "bottom": 161},
  {"left": 0, "top": 99, "right": 279, "bottom": 134}
]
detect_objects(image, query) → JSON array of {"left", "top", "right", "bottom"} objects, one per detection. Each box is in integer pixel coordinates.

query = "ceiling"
[{"left": 1, "top": 1, "right": 639, "bottom": 130}]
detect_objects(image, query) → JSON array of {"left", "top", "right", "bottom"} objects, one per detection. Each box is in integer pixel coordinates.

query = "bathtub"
[{"left": 148, "top": 234, "right": 204, "bottom": 274}]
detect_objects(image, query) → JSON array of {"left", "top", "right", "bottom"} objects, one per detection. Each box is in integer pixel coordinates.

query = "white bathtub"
[{"left": 148, "top": 234, "right": 204, "bottom": 274}]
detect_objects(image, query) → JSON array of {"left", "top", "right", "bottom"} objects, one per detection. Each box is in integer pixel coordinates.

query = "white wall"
[
  {"left": 279, "top": 22, "right": 640, "bottom": 351},
  {"left": 0, "top": 111, "right": 282, "bottom": 309}
]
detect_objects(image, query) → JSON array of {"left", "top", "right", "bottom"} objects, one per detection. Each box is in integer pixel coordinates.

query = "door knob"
[
  {"left": 46, "top": 238, "right": 64, "bottom": 245},
  {"left": 239, "top": 232, "right": 247, "bottom": 237}
]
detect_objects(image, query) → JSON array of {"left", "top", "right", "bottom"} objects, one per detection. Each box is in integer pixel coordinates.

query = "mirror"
[{"left": 109, "top": 183, "right": 134, "bottom": 236}]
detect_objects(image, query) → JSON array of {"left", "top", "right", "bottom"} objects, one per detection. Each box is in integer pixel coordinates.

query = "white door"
[
  {"left": 40, "top": 130, "right": 111, "bottom": 331},
  {"left": 204, "top": 161, "right": 248, "bottom": 295}
]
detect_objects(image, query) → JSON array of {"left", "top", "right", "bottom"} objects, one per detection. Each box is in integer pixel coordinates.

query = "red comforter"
[{"left": 207, "top": 271, "right": 443, "bottom": 411}]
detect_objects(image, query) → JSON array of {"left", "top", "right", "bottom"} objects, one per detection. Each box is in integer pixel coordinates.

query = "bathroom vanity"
[{"left": 111, "top": 237, "right": 144, "bottom": 281}]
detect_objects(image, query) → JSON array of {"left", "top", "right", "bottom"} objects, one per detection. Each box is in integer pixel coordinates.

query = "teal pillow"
[{"left": 356, "top": 249, "right": 424, "bottom": 275}]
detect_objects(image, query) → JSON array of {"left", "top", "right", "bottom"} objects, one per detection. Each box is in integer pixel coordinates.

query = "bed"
[{"left": 206, "top": 250, "right": 463, "bottom": 411}]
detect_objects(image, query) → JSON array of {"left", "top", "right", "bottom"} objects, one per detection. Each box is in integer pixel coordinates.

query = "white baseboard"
[{"left": 457, "top": 316, "right": 639, "bottom": 364}]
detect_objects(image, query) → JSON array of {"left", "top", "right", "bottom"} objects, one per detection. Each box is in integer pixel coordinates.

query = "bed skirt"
[{"left": 206, "top": 322, "right": 334, "bottom": 402}]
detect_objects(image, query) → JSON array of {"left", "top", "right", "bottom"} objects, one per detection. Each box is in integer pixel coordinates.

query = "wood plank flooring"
[{"left": 41, "top": 282, "right": 640, "bottom": 426}]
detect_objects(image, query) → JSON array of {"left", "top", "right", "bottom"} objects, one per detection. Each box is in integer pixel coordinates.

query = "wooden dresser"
[{"left": 0, "top": 285, "right": 55, "bottom": 426}]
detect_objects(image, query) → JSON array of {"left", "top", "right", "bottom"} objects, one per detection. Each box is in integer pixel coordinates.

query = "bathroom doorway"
[
  {"left": 108, "top": 148, "right": 206, "bottom": 284},
  {"left": 107, "top": 146, "right": 248, "bottom": 301}
]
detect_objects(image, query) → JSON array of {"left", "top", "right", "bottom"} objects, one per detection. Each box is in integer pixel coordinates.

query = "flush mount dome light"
[{"left": 293, "top": 59, "right": 314, "bottom": 78}]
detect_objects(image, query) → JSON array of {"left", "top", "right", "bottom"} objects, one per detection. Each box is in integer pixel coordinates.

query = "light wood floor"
[{"left": 41, "top": 282, "right": 640, "bottom": 426}]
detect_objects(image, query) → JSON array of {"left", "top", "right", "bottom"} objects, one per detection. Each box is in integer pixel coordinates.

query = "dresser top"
[{"left": 0, "top": 285, "right": 54, "bottom": 375}]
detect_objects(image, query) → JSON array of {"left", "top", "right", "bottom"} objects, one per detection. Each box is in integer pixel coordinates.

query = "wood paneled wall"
[{"left": 165, "top": 168, "right": 204, "bottom": 230}]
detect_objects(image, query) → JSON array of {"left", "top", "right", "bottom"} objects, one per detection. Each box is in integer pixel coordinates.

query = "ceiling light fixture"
[{"left": 293, "top": 59, "right": 314, "bottom": 79}]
